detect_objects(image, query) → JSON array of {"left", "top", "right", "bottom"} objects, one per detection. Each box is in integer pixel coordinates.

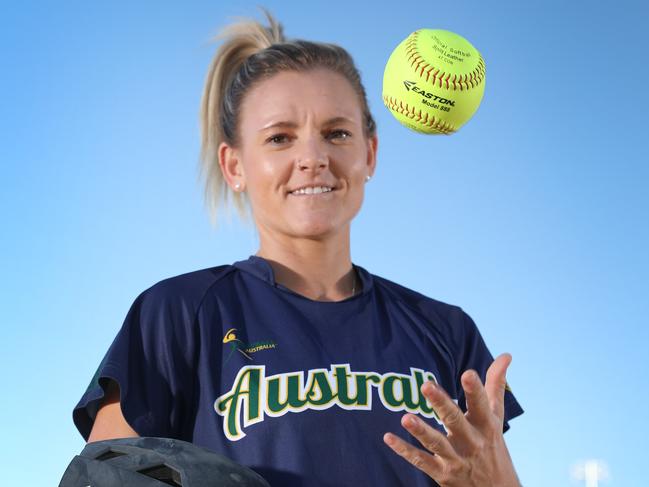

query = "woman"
[{"left": 73, "top": 8, "right": 524, "bottom": 487}]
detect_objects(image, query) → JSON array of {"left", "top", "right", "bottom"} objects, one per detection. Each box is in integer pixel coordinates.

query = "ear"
[
  {"left": 218, "top": 141, "right": 246, "bottom": 192},
  {"left": 365, "top": 134, "right": 378, "bottom": 178}
]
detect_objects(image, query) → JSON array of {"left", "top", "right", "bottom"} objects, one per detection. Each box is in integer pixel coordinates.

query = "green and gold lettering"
[
  {"left": 267, "top": 372, "right": 309, "bottom": 413},
  {"left": 266, "top": 375, "right": 289, "bottom": 413},
  {"left": 334, "top": 365, "right": 358, "bottom": 406},
  {"left": 304, "top": 370, "right": 336, "bottom": 406},
  {"left": 215, "top": 363, "right": 443, "bottom": 442},
  {"left": 214, "top": 366, "right": 263, "bottom": 440},
  {"left": 382, "top": 375, "right": 406, "bottom": 408},
  {"left": 354, "top": 373, "right": 381, "bottom": 406}
]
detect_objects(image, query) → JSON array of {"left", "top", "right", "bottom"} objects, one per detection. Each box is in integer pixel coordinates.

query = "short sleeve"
[
  {"left": 454, "top": 309, "right": 524, "bottom": 433},
  {"left": 72, "top": 284, "right": 197, "bottom": 441}
]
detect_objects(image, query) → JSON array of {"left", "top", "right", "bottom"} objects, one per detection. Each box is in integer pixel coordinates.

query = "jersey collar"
[{"left": 233, "top": 255, "right": 373, "bottom": 300}]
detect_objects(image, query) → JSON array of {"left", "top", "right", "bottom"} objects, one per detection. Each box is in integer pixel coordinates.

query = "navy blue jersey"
[{"left": 73, "top": 255, "right": 524, "bottom": 487}]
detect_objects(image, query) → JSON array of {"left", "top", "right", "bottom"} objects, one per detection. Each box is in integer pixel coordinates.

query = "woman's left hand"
[{"left": 383, "top": 353, "right": 521, "bottom": 487}]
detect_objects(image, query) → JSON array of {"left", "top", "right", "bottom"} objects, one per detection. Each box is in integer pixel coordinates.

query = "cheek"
[
  {"left": 343, "top": 156, "right": 370, "bottom": 185},
  {"left": 345, "top": 141, "right": 370, "bottom": 171},
  {"left": 243, "top": 154, "right": 293, "bottom": 206}
]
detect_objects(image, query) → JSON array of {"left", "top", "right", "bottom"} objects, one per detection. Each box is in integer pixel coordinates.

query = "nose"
[{"left": 296, "top": 138, "right": 328, "bottom": 172}]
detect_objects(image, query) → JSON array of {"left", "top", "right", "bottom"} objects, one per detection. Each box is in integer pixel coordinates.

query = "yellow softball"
[{"left": 382, "top": 29, "right": 486, "bottom": 135}]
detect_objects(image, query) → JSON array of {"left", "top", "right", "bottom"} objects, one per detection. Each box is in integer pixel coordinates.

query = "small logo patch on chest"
[{"left": 223, "top": 328, "right": 277, "bottom": 364}]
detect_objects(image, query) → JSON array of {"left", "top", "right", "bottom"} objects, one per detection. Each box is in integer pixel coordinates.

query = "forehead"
[{"left": 239, "top": 68, "right": 362, "bottom": 128}]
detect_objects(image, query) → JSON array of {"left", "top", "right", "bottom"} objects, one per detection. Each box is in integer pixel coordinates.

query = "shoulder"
[
  {"left": 143, "top": 264, "right": 235, "bottom": 299},
  {"left": 371, "top": 272, "right": 465, "bottom": 322},
  {"left": 370, "top": 272, "right": 477, "bottom": 345},
  {"left": 131, "top": 264, "right": 236, "bottom": 322}
]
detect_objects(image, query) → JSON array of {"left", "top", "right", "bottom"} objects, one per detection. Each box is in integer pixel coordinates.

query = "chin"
[{"left": 289, "top": 218, "right": 342, "bottom": 239}]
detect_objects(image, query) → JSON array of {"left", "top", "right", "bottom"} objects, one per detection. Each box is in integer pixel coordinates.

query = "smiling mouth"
[{"left": 288, "top": 186, "right": 335, "bottom": 196}]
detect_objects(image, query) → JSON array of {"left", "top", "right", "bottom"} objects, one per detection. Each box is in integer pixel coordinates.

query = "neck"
[{"left": 255, "top": 226, "right": 356, "bottom": 302}]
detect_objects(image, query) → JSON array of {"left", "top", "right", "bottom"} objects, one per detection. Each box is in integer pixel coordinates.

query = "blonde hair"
[{"left": 198, "top": 6, "right": 377, "bottom": 226}]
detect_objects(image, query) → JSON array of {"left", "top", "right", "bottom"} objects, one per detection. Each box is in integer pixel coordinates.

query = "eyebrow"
[{"left": 259, "top": 116, "right": 356, "bottom": 132}]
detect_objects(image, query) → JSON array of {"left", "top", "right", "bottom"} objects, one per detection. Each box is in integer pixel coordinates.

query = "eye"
[
  {"left": 327, "top": 129, "right": 352, "bottom": 141},
  {"left": 266, "top": 133, "right": 291, "bottom": 145}
]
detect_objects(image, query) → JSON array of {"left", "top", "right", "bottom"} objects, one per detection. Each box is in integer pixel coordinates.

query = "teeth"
[{"left": 291, "top": 186, "right": 332, "bottom": 195}]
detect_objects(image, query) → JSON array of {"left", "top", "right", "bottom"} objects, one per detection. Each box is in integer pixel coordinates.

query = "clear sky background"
[{"left": 2, "top": 0, "right": 647, "bottom": 485}]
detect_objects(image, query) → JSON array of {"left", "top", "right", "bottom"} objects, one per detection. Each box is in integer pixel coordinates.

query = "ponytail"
[{"left": 198, "top": 7, "right": 283, "bottom": 225}]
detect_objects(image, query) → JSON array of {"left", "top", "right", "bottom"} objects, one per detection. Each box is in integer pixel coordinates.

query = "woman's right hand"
[
  {"left": 87, "top": 379, "right": 139, "bottom": 443},
  {"left": 383, "top": 354, "right": 521, "bottom": 487}
]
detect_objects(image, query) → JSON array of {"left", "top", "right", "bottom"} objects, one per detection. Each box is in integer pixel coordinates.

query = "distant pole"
[
  {"left": 583, "top": 460, "right": 601, "bottom": 487},
  {"left": 571, "top": 459, "right": 609, "bottom": 487}
]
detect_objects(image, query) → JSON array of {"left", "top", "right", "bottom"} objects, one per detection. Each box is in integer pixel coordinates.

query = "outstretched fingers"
[
  {"left": 384, "top": 362, "right": 519, "bottom": 485},
  {"left": 461, "top": 368, "right": 493, "bottom": 428},
  {"left": 384, "top": 432, "right": 442, "bottom": 478},
  {"left": 421, "top": 381, "right": 474, "bottom": 445},
  {"left": 484, "top": 353, "right": 512, "bottom": 422},
  {"left": 401, "top": 413, "right": 459, "bottom": 459}
]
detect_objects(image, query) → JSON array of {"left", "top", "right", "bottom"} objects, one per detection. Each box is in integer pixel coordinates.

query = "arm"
[
  {"left": 87, "top": 380, "right": 139, "bottom": 443},
  {"left": 75, "top": 283, "right": 199, "bottom": 442}
]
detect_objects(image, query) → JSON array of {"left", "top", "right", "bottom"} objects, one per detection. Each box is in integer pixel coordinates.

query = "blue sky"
[{"left": 1, "top": 0, "right": 647, "bottom": 485}]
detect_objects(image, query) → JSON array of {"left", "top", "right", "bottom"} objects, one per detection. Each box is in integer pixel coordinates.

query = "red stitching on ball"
[
  {"left": 402, "top": 29, "right": 485, "bottom": 92},
  {"left": 382, "top": 95, "right": 455, "bottom": 134},
  {"left": 424, "top": 66, "right": 433, "bottom": 82}
]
